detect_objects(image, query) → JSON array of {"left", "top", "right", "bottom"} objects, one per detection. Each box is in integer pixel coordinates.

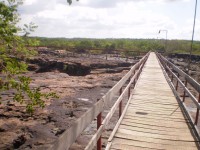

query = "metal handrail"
[
  {"left": 156, "top": 53, "right": 200, "bottom": 138},
  {"left": 85, "top": 53, "right": 148, "bottom": 150},
  {"left": 48, "top": 52, "right": 150, "bottom": 150}
]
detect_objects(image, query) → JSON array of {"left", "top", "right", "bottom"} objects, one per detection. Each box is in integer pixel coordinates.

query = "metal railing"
[
  {"left": 48, "top": 52, "right": 150, "bottom": 150},
  {"left": 157, "top": 53, "right": 200, "bottom": 139},
  {"left": 85, "top": 52, "right": 149, "bottom": 150}
]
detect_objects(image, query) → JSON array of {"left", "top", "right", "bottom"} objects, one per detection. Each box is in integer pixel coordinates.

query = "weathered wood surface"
[
  {"left": 48, "top": 53, "right": 149, "bottom": 150},
  {"left": 107, "top": 52, "right": 199, "bottom": 150},
  {"left": 85, "top": 53, "right": 149, "bottom": 150}
]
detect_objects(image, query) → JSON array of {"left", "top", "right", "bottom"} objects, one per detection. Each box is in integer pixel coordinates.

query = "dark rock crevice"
[
  {"left": 168, "top": 53, "right": 200, "bottom": 62},
  {"left": 28, "top": 59, "right": 91, "bottom": 76},
  {"left": 27, "top": 58, "right": 133, "bottom": 76}
]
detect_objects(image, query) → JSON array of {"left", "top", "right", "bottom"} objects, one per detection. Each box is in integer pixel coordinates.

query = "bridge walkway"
[{"left": 106, "top": 52, "right": 199, "bottom": 150}]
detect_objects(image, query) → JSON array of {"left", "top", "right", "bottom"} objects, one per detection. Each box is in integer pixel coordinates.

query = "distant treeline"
[{"left": 31, "top": 37, "right": 200, "bottom": 55}]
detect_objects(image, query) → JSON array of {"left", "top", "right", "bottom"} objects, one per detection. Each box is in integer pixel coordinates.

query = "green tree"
[
  {"left": 116, "top": 40, "right": 124, "bottom": 49},
  {"left": 104, "top": 43, "right": 116, "bottom": 54},
  {"left": 75, "top": 40, "right": 93, "bottom": 53},
  {"left": 0, "top": 0, "right": 57, "bottom": 113}
]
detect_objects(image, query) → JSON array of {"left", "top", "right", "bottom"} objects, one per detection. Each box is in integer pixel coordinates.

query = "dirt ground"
[
  {"left": 0, "top": 51, "right": 199, "bottom": 150},
  {"left": 0, "top": 50, "right": 136, "bottom": 150}
]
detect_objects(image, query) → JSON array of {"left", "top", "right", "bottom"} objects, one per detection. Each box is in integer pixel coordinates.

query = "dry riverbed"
[
  {"left": 0, "top": 51, "right": 199, "bottom": 150},
  {"left": 0, "top": 50, "right": 137, "bottom": 150}
]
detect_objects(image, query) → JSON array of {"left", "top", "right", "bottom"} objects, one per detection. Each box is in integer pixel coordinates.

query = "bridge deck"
[{"left": 107, "top": 52, "right": 199, "bottom": 150}]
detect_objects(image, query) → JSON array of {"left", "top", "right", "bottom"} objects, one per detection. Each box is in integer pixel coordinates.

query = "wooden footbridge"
[{"left": 49, "top": 52, "right": 200, "bottom": 150}]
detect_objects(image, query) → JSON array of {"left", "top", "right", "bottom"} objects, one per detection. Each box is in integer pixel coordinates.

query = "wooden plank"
[
  {"left": 124, "top": 113, "right": 189, "bottom": 122},
  {"left": 127, "top": 103, "right": 182, "bottom": 109},
  {"left": 128, "top": 103, "right": 181, "bottom": 110},
  {"left": 126, "top": 107, "right": 183, "bottom": 114},
  {"left": 130, "top": 97, "right": 179, "bottom": 103},
  {"left": 131, "top": 94, "right": 177, "bottom": 100},
  {"left": 135, "top": 87, "right": 171, "bottom": 92},
  {"left": 130, "top": 99, "right": 178, "bottom": 104},
  {"left": 119, "top": 124, "right": 193, "bottom": 136},
  {"left": 134, "top": 86, "right": 172, "bottom": 91},
  {"left": 126, "top": 109, "right": 183, "bottom": 116},
  {"left": 129, "top": 100, "right": 179, "bottom": 106},
  {"left": 107, "top": 52, "right": 199, "bottom": 150},
  {"left": 136, "top": 78, "right": 167, "bottom": 81},
  {"left": 125, "top": 112, "right": 186, "bottom": 120},
  {"left": 115, "top": 132, "right": 199, "bottom": 145},
  {"left": 111, "top": 143, "right": 197, "bottom": 150},
  {"left": 84, "top": 53, "right": 149, "bottom": 150},
  {"left": 132, "top": 92, "right": 176, "bottom": 97},
  {"left": 130, "top": 100, "right": 180, "bottom": 105},
  {"left": 121, "top": 119, "right": 190, "bottom": 129},
  {"left": 110, "top": 146, "right": 156, "bottom": 150},
  {"left": 133, "top": 91, "right": 174, "bottom": 96},
  {"left": 49, "top": 52, "right": 149, "bottom": 150},
  {"left": 158, "top": 58, "right": 200, "bottom": 140},
  {"left": 84, "top": 52, "right": 150, "bottom": 150},
  {"left": 123, "top": 115, "right": 190, "bottom": 123},
  {"left": 120, "top": 120, "right": 192, "bottom": 132},
  {"left": 112, "top": 138, "right": 198, "bottom": 150},
  {"left": 134, "top": 89, "right": 173, "bottom": 94},
  {"left": 111, "top": 143, "right": 165, "bottom": 150}
]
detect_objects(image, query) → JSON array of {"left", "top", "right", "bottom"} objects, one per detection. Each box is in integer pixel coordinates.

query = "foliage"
[
  {"left": 104, "top": 43, "right": 116, "bottom": 54},
  {"left": 35, "top": 37, "right": 200, "bottom": 55},
  {"left": 0, "top": 0, "right": 58, "bottom": 114},
  {"left": 74, "top": 40, "right": 93, "bottom": 53}
]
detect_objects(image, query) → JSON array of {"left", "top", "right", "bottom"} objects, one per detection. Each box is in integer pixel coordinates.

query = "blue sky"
[{"left": 18, "top": 0, "right": 200, "bottom": 40}]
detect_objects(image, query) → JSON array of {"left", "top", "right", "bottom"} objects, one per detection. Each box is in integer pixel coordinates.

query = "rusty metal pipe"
[
  {"left": 182, "top": 80, "right": 188, "bottom": 102},
  {"left": 175, "top": 73, "right": 179, "bottom": 90},
  {"left": 128, "top": 87, "right": 131, "bottom": 99},
  {"left": 97, "top": 99, "right": 102, "bottom": 150},
  {"left": 194, "top": 93, "right": 200, "bottom": 125},
  {"left": 119, "top": 87, "right": 123, "bottom": 118},
  {"left": 171, "top": 74, "right": 174, "bottom": 82}
]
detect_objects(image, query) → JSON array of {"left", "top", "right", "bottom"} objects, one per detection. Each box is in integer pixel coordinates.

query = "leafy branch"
[{"left": 0, "top": 0, "right": 59, "bottom": 113}]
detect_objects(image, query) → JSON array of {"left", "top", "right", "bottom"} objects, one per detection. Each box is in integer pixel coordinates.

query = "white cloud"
[
  {"left": 23, "top": 0, "right": 37, "bottom": 6},
  {"left": 18, "top": 0, "right": 199, "bottom": 40}
]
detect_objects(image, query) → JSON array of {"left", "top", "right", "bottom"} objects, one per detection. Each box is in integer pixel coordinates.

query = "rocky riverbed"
[
  {"left": 0, "top": 49, "right": 137, "bottom": 150},
  {"left": 168, "top": 54, "right": 200, "bottom": 83},
  {"left": 1, "top": 50, "right": 199, "bottom": 150},
  {"left": 167, "top": 54, "right": 200, "bottom": 129}
]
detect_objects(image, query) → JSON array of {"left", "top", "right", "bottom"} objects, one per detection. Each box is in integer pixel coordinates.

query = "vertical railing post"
[
  {"left": 97, "top": 99, "right": 102, "bottom": 150},
  {"left": 171, "top": 73, "right": 174, "bottom": 82},
  {"left": 182, "top": 80, "right": 187, "bottom": 102},
  {"left": 194, "top": 93, "right": 200, "bottom": 125},
  {"left": 133, "top": 79, "right": 135, "bottom": 88},
  {"left": 175, "top": 73, "right": 179, "bottom": 90},
  {"left": 128, "top": 76, "right": 131, "bottom": 85},
  {"left": 119, "top": 87, "right": 122, "bottom": 118},
  {"left": 128, "top": 86, "right": 131, "bottom": 99},
  {"left": 137, "top": 66, "right": 141, "bottom": 79}
]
